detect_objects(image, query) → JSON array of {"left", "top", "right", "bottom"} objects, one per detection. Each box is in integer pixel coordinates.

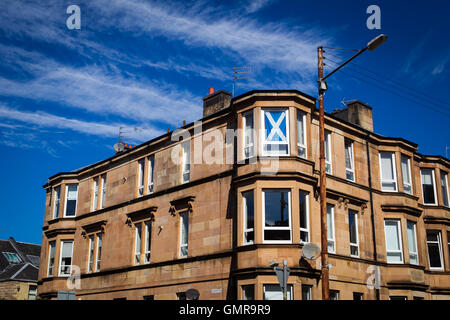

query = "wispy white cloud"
[{"left": 244, "top": 0, "right": 276, "bottom": 13}]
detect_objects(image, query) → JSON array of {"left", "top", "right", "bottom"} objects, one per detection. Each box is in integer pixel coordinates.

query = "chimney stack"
[
  {"left": 202, "top": 88, "right": 231, "bottom": 117},
  {"left": 331, "top": 100, "right": 373, "bottom": 131}
]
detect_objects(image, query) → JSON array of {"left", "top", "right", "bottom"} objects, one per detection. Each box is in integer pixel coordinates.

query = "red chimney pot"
[{"left": 209, "top": 87, "right": 215, "bottom": 95}]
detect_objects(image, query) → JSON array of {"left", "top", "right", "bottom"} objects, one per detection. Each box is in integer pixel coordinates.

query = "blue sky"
[{"left": 0, "top": 0, "right": 449, "bottom": 245}]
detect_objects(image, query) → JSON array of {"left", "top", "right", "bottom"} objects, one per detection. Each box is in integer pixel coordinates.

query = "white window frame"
[
  {"left": 440, "top": 172, "right": 449, "bottom": 207},
  {"left": 299, "top": 190, "right": 309, "bottom": 243},
  {"left": 243, "top": 191, "right": 254, "bottom": 245},
  {"left": 345, "top": 139, "right": 355, "bottom": 182},
  {"left": 261, "top": 108, "right": 290, "bottom": 157},
  {"left": 53, "top": 186, "right": 61, "bottom": 219},
  {"left": 426, "top": 230, "right": 444, "bottom": 271},
  {"left": 96, "top": 234, "right": 102, "bottom": 271},
  {"left": 420, "top": 168, "right": 438, "bottom": 205},
  {"left": 325, "top": 131, "right": 332, "bottom": 174},
  {"left": 88, "top": 235, "right": 95, "bottom": 273},
  {"left": 147, "top": 155, "right": 155, "bottom": 194},
  {"left": 100, "top": 174, "right": 106, "bottom": 209},
  {"left": 401, "top": 155, "right": 413, "bottom": 195},
  {"left": 138, "top": 159, "right": 145, "bottom": 197},
  {"left": 379, "top": 152, "right": 398, "bottom": 192},
  {"left": 384, "top": 219, "right": 404, "bottom": 264},
  {"left": 182, "top": 142, "right": 190, "bottom": 183},
  {"left": 406, "top": 221, "right": 419, "bottom": 265},
  {"left": 327, "top": 204, "right": 336, "bottom": 254},
  {"left": 134, "top": 223, "right": 142, "bottom": 265},
  {"left": 243, "top": 110, "right": 255, "bottom": 159},
  {"left": 47, "top": 241, "right": 56, "bottom": 277},
  {"left": 92, "top": 177, "right": 99, "bottom": 211},
  {"left": 297, "top": 110, "right": 307, "bottom": 159},
  {"left": 262, "top": 189, "right": 292, "bottom": 244},
  {"left": 179, "top": 211, "right": 189, "bottom": 257},
  {"left": 348, "top": 210, "right": 360, "bottom": 257},
  {"left": 64, "top": 184, "right": 78, "bottom": 217},
  {"left": 58, "top": 240, "right": 74, "bottom": 277},
  {"left": 144, "top": 221, "right": 151, "bottom": 263},
  {"left": 263, "top": 284, "right": 293, "bottom": 300}
]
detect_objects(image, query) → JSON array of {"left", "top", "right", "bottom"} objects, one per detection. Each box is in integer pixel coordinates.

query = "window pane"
[
  {"left": 96, "top": 234, "right": 102, "bottom": 270},
  {"left": 345, "top": 140, "right": 353, "bottom": 170},
  {"left": 401, "top": 156, "right": 412, "bottom": 194},
  {"left": 88, "top": 235, "right": 94, "bottom": 272},
  {"left": 65, "top": 185, "right": 78, "bottom": 216},
  {"left": 385, "top": 221, "right": 401, "bottom": 251},
  {"left": 264, "top": 111, "right": 287, "bottom": 142},
  {"left": 427, "top": 230, "right": 442, "bottom": 268},
  {"left": 441, "top": 173, "right": 449, "bottom": 207},
  {"left": 326, "top": 205, "right": 334, "bottom": 240},
  {"left": 407, "top": 222, "right": 417, "bottom": 252},
  {"left": 242, "top": 285, "right": 254, "bottom": 300},
  {"left": 243, "top": 191, "right": 254, "bottom": 244},
  {"left": 135, "top": 224, "right": 141, "bottom": 264},
  {"left": 299, "top": 191, "right": 308, "bottom": 229},
  {"left": 264, "top": 191, "right": 289, "bottom": 227},
  {"left": 244, "top": 111, "right": 254, "bottom": 158},
  {"left": 348, "top": 210, "right": 358, "bottom": 245},
  {"left": 264, "top": 230, "right": 290, "bottom": 241},
  {"left": 301, "top": 285, "right": 312, "bottom": 300},
  {"left": 263, "top": 284, "right": 292, "bottom": 300},
  {"left": 380, "top": 153, "right": 394, "bottom": 180},
  {"left": 421, "top": 169, "right": 436, "bottom": 204}
]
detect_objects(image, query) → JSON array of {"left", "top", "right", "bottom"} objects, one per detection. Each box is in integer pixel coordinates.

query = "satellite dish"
[
  {"left": 113, "top": 143, "right": 125, "bottom": 153},
  {"left": 185, "top": 288, "right": 200, "bottom": 300},
  {"left": 302, "top": 243, "right": 321, "bottom": 260}
]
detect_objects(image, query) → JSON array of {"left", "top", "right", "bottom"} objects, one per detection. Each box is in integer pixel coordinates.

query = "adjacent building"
[
  {"left": 37, "top": 89, "right": 450, "bottom": 300},
  {"left": 0, "top": 237, "right": 40, "bottom": 300}
]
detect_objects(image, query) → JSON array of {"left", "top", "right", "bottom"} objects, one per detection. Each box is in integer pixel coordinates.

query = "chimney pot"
[{"left": 209, "top": 87, "right": 215, "bottom": 95}]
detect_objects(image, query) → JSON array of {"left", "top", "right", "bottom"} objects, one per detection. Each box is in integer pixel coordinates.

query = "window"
[
  {"left": 263, "top": 284, "right": 293, "bottom": 300},
  {"left": 330, "top": 290, "right": 339, "bottom": 300},
  {"left": 299, "top": 191, "right": 309, "bottom": 243},
  {"left": 384, "top": 219, "right": 403, "bottom": 264},
  {"left": 301, "top": 285, "right": 312, "bottom": 300},
  {"left": 348, "top": 210, "right": 359, "bottom": 257},
  {"left": 88, "top": 235, "right": 95, "bottom": 273},
  {"left": 180, "top": 211, "right": 189, "bottom": 257},
  {"left": 48, "top": 241, "right": 55, "bottom": 276},
  {"left": 420, "top": 168, "right": 437, "bottom": 205},
  {"left": 64, "top": 184, "right": 78, "bottom": 217},
  {"left": 353, "top": 292, "right": 363, "bottom": 300},
  {"left": 100, "top": 174, "right": 106, "bottom": 209},
  {"left": 243, "top": 110, "right": 255, "bottom": 158},
  {"left": 148, "top": 155, "right": 155, "bottom": 194},
  {"left": 440, "top": 172, "right": 449, "bottom": 207},
  {"left": 327, "top": 204, "right": 335, "bottom": 253},
  {"left": 426, "top": 230, "right": 444, "bottom": 270},
  {"left": 242, "top": 285, "right": 255, "bottom": 300},
  {"left": 407, "top": 221, "right": 419, "bottom": 265},
  {"left": 3, "top": 252, "right": 22, "bottom": 264},
  {"left": 242, "top": 191, "right": 254, "bottom": 245},
  {"left": 138, "top": 159, "right": 145, "bottom": 197},
  {"left": 325, "top": 131, "right": 332, "bottom": 174},
  {"left": 59, "top": 240, "right": 73, "bottom": 276},
  {"left": 297, "top": 110, "right": 307, "bottom": 158},
  {"left": 135, "top": 223, "right": 142, "bottom": 264},
  {"left": 144, "top": 221, "right": 151, "bottom": 263},
  {"left": 379, "top": 152, "right": 397, "bottom": 192},
  {"left": 28, "top": 285, "right": 37, "bottom": 300},
  {"left": 390, "top": 296, "right": 407, "bottom": 300},
  {"left": 262, "top": 109, "right": 289, "bottom": 156},
  {"left": 27, "top": 255, "right": 40, "bottom": 267},
  {"left": 92, "top": 177, "right": 99, "bottom": 211},
  {"left": 182, "top": 142, "right": 190, "bottom": 183},
  {"left": 262, "top": 189, "right": 291, "bottom": 243},
  {"left": 345, "top": 139, "right": 355, "bottom": 181},
  {"left": 96, "top": 234, "right": 102, "bottom": 271},
  {"left": 53, "top": 186, "right": 61, "bottom": 219},
  {"left": 401, "top": 155, "right": 413, "bottom": 194}
]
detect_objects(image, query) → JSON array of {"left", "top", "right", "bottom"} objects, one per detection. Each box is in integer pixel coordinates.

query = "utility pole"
[{"left": 317, "top": 46, "right": 330, "bottom": 301}]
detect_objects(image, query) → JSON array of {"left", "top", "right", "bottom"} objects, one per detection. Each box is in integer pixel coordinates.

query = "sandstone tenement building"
[{"left": 37, "top": 89, "right": 450, "bottom": 300}]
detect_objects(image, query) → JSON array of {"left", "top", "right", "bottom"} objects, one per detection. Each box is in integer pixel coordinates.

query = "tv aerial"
[{"left": 302, "top": 243, "right": 321, "bottom": 260}]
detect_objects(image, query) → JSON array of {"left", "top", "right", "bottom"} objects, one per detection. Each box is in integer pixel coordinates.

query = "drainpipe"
[{"left": 366, "top": 134, "right": 380, "bottom": 300}]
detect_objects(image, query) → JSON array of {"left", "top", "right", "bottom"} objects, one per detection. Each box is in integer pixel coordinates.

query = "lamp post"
[{"left": 317, "top": 34, "right": 387, "bottom": 300}]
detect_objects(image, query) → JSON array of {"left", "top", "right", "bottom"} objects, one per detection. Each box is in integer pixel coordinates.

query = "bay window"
[
  {"left": 384, "top": 219, "right": 403, "bottom": 264},
  {"left": 407, "top": 221, "right": 419, "bottom": 265},
  {"left": 53, "top": 186, "right": 60, "bottom": 219},
  {"left": 64, "top": 184, "right": 78, "bottom": 217},
  {"left": 379, "top": 152, "right": 397, "bottom": 192},
  {"left": 345, "top": 139, "right": 355, "bottom": 181},
  {"left": 262, "top": 109, "right": 289, "bottom": 156},
  {"left": 47, "top": 241, "right": 56, "bottom": 276},
  {"left": 242, "top": 191, "right": 254, "bottom": 245},
  {"left": 420, "top": 168, "right": 437, "bottom": 205},
  {"left": 262, "top": 189, "right": 291, "bottom": 243},
  {"left": 243, "top": 110, "right": 255, "bottom": 158},
  {"left": 297, "top": 110, "right": 307, "bottom": 158}
]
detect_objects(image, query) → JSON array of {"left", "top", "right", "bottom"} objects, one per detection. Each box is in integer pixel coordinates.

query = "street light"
[{"left": 317, "top": 34, "right": 387, "bottom": 300}]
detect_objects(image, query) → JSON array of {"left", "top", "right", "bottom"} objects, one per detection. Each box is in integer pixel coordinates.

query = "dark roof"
[{"left": 0, "top": 238, "right": 41, "bottom": 282}]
